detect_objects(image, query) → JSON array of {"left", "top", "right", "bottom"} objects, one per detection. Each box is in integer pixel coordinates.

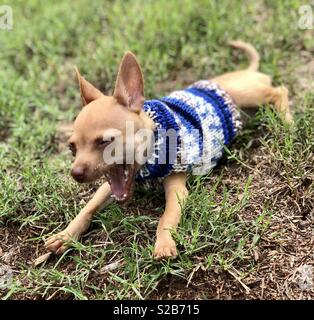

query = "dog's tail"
[{"left": 228, "top": 40, "right": 260, "bottom": 71}]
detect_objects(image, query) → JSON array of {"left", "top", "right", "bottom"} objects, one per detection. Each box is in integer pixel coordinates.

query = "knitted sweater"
[{"left": 135, "top": 80, "right": 242, "bottom": 183}]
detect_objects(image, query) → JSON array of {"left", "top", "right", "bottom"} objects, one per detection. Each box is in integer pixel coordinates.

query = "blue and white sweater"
[{"left": 135, "top": 80, "right": 242, "bottom": 183}]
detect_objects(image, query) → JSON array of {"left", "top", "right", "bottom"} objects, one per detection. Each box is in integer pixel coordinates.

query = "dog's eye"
[
  {"left": 68, "top": 142, "right": 76, "bottom": 156},
  {"left": 95, "top": 137, "right": 110, "bottom": 148}
]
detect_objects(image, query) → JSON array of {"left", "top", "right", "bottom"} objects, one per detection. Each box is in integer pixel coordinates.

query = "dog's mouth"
[{"left": 105, "top": 164, "right": 136, "bottom": 202}]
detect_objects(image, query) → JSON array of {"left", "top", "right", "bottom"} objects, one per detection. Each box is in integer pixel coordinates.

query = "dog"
[{"left": 44, "top": 41, "right": 292, "bottom": 259}]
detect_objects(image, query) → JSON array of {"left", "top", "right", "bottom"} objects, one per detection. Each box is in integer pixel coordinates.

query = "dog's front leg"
[
  {"left": 45, "top": 182, "right": 112, "bottom": 255},
  {"left": 153, "top": 173, "right": 188, "bottom": 259}
]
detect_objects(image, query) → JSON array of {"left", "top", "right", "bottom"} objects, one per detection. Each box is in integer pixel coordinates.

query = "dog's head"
[{"left": 68, "top": 52, "right": 154, "bottom": 202}]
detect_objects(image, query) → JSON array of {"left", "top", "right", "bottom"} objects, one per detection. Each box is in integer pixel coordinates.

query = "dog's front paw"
[
  {"left": 153, "top": 238, "right": 177, "bottom": 260},
  {"left": 44, "top": 229, "right": 77, "bottom": 255}
]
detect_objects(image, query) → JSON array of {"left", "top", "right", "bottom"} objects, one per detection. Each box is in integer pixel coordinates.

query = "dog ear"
[
  {"left": 113, "top": 52, "right": 144, "bottom": 113},
  {"left": 74, "top": 66, "right": 103, "bottom": 106}
]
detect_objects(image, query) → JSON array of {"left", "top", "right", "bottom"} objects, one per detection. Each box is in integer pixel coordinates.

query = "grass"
[{"left": 0, "top": 0, "right": 313, "bottom": 299}]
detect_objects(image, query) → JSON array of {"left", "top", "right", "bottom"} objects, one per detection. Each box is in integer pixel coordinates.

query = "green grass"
[{"left": 0, "top": 0, "right": 313, "bottom": 299}]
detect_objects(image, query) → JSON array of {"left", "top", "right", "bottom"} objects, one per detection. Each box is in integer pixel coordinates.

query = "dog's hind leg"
[
  {"left": 264, "top": 85, "right": 293, "bottom": 123},
  {"left": 217, "top": 80, "right": 293, "bottom": 123},
  {"left": 212, "top": 41, "right": 293, "bottom": 123},
  {"left": 213, "top": 71, "right": 293, "bottom": 123}
]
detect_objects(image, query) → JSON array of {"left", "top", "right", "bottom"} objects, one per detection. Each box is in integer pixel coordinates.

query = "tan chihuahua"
[{"left": 45, "top": 41, "right": 292, "bottom": 259}]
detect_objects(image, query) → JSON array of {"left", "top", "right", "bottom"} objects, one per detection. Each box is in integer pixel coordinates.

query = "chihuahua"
[{"left": 45, "top": 41, "right": 292, "bottom": 259}]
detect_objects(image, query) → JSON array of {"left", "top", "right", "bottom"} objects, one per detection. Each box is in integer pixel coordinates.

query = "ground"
[{"left": 0, "top": 0, "right": 313, "bottom": 300}]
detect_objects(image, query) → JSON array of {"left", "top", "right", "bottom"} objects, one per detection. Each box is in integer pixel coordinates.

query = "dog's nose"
[{"left": 71, "top": 166, "right": 85, "bottom": 182}]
